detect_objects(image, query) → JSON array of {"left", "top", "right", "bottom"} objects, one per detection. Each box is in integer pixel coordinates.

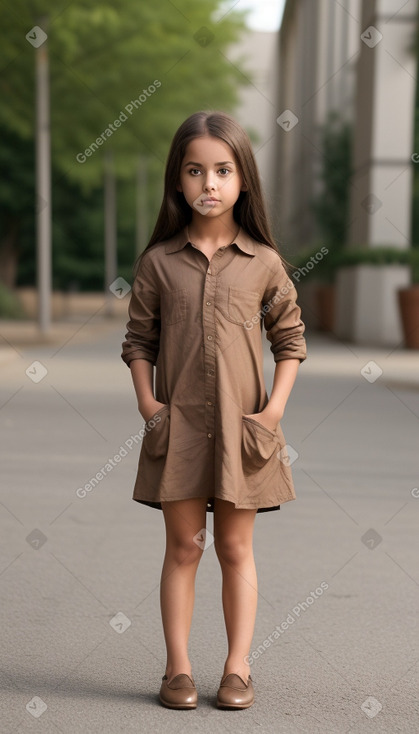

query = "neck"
[{"left": 188, "top": 213, "right": 239, "bottom": 245}]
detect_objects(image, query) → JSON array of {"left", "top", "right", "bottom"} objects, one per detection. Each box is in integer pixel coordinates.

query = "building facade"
[{"left": 276, "top": 0, "right": 417, "bottom": 345}]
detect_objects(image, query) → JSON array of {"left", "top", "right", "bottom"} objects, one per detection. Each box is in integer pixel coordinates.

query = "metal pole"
[
  {"left": 136, "top": 155, "right": 148, "bottom": 255},
  {"left": 35, "top": 20, "right": 51, "bottom": 333},
  {"left": 104, "top": 149, "right": 117, "bottom": 316}
]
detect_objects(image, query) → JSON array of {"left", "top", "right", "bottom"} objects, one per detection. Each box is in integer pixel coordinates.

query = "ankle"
[
  {"left": 165, "top": 664, "right": 193, "bottom": 680},
  {"left": 223, "top": 660, "right": 251, "bottom": 679}
]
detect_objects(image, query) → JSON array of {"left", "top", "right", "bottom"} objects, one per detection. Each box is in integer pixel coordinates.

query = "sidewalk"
[
  {"left": 1, "top": 315, "right": 418, "bottom": 382},
  {"left": 0, "top": 313, "right": 127, "bottom": 366},
  {"left": 0, "top": 318, "right": 418, "bottom": 733},
  {"left": 298, "top": 330, "right": 419, "bottom": 385}
]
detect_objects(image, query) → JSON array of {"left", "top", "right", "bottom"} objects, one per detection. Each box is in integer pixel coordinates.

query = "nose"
[{"left": 203, "top": 173, "right": 216, "bottom": 192}]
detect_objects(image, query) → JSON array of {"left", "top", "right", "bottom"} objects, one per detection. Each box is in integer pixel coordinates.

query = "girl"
[{"left": 121, "top": 111, "right": 306, "bottom": 710}]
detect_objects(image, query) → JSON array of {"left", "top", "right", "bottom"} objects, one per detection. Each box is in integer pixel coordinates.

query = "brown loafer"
[
  {"left": 217, "top": 673, "right": 254, "bottom": 709},
  {"left": 159, "top": 673, "right": 197, "bottom": 709}
]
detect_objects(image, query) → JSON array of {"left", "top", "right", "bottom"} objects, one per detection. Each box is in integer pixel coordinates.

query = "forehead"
[{"left": 182, "top": 135, "right": 236, "bottom": 163}]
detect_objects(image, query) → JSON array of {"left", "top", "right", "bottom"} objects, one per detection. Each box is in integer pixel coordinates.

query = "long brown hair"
[{"left": 133, "top": 111, "right": 283, "bottom": 276}]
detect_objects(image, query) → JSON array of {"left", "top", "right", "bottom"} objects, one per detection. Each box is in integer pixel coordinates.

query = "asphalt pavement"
[{"left": 0, "top": 312, "right": 418, "bottom": 733}]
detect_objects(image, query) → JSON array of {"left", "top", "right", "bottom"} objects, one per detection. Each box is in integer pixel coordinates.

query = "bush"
[
  {"left": 290, "top": 245, "right": 419, "bottom": 285},
  {"left": 332, "top": 247, "right": 419, "bottom": 284},
  {"left": 0, "top": 282, "right": 26, "bottom": 319},
  {"left": 311, "top": 111, "right": 352, "bottom": 249}
]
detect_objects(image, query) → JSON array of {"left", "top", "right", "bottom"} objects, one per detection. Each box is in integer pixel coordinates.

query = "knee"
[
  {"left": 166, "top": 534, "right": 204, "bottom": 566},
  {"left": 214, "top": 535, "right": 252, "bottom": 567}
]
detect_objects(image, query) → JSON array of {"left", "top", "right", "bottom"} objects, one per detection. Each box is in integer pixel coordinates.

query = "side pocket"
[
  {"left": 142, "top": 405, "right": 171, "bottom": 460},
  {"left": 241, "top": 416, "right": 279, "bottom": 474}
]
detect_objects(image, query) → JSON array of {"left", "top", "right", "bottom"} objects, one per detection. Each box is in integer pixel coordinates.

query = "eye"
[
  {"left": 218, "top": 168, "right": 230, "bottom": 175},
  {"left": 188, "top": 168, "right": 201, "bottom": 176}
]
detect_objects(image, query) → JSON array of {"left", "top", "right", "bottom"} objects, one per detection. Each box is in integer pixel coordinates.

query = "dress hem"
[{"left": 132, "top": 495, "right": 284, "bottom": 513}]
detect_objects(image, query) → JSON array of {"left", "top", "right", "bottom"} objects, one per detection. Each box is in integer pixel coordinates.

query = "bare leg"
[
  {"left": 160, "top": 497, "right": 207, "bottom": 681},
  {"left": 213, "top": 498, "right": 258, "bottom": 680}
]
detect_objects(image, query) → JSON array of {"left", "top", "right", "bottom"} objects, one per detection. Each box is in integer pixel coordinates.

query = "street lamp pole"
[
  {"left": 35, "top": 18, "right": 51, "bottom": 333},
  {"left": 104, "top": 149, "right": 117, "bottom": 316},
  {"left": 136, "top": 155, "right": 148, "bottom": 255}
]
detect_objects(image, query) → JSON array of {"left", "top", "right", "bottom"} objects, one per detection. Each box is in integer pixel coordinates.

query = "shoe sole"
[
  {"left": 159, "top": 695, "right": 197, "bottom": 709},
  {"left": 217, "top": 699, "right": 254, "bottom": 709}
]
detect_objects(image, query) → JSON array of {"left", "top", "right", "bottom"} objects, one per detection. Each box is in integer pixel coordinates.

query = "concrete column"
[
  {"left": 276, "top": 0, "right": 320, "bottom": 248},
  {"left": 337, "top": 0, "right": 416, "bottom": 345}
]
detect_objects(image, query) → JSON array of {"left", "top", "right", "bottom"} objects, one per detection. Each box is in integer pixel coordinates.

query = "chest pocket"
[
  {"left": 226, "top": 287, "right": 262, "bottom": 327},
  {"left": 161, "top": 288, "right": 187, "bottom": 325}
]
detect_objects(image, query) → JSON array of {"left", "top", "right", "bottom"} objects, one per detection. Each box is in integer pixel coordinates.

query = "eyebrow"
[{"left": 183, "top": 160, "right": 234, "bottom": 167}]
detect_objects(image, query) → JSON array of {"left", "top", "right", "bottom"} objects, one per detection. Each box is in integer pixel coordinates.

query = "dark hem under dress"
[{"left": 134, "top": 497, "right": 281, "bottom": 513}]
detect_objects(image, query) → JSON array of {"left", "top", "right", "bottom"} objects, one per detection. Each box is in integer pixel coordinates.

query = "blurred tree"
[
  {"left": 311, "top": 111, "right": 353, "bottom": 250},
  {"left": 0, "top": 126, "right": 34, "bottom": 288},
  {"left": 0, "top": 0, "right": 249, "bottom": 288},
  {"left": 0, "top": 122, "right": 109, "bottom": 290}
]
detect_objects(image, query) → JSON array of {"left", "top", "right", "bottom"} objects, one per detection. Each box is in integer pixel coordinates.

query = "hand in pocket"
[
  {"left": 243, "top": 410, "right": 279, "bottom": 433},
  {"left": 143, "top": 401, "right": 168, "bottom": 424}
]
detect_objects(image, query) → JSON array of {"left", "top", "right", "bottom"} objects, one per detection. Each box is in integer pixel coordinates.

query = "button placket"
[
  {"left": 201, "top": 248, "right": 229, "bottom": 441},
  {"left": 203, "top": 260, "right": 218, "bottom": 440}
]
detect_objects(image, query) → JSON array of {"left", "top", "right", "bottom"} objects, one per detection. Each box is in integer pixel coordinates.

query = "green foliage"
[
  {"left": 300, "top": 111, "right": 419, "bottom": 284},
  {"left": 411, "top": 40, "right": 419, "bottom": 247},
  {"left": 332, "top": 247, "right": 419, "bottom": 284},
  {"left": 311, "top": 111, "right": 353, "bottom": 249},
  {"left": 0, "top": 282, "right": 26, "bottom": 318},
  {"left": 289, "top": 243, "right": 337, "bottom": 285},
  {"left": 0, "top": 0, "right": 248, "bottom": 188},
  {"left": 407, "top": 12, "right": 419, "bottom": 247},
  {"left": 0, "top": 0, "right": 250, "bottom": 290},
  {"left": 328, "top": 247, "right": 413, "bottom": 267},
  {"left": 291, "top": 244, "right": 419, "bottom": 285},
  {"left": 0, "top": 125, "right": 35, "bottom": 289}
]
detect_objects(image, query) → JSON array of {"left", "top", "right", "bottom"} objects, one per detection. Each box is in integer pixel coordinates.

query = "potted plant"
[
  {"left": 314, "top": 253, "right": 339, "bottom": 332},
  {"left": 333, "top": 246, "right": 412, "bottom": 346},
  {"left": 307, "top": 112, "right": 353, "bottom": 332},
  {"left": 398, "top": 249, "right": 419, "bottom": 349},
  {"left": 289, "top": 243, "right": 339, "bottom": 332}
]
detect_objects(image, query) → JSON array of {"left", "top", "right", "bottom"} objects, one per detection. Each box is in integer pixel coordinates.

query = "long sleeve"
[
  {"left": 121, "top": 256, "right": 161, "bottom": 367},
  {"left": 262, "top": 258, "right": 307, "bottom": 363}
]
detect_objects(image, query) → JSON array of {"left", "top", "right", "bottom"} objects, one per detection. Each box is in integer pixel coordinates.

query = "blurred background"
[
  {"left": 1, "top": 5, "right": 419, "bottom": 731},
  {"left": 1, "top": 0, "right": 418, "bottom": 348}
]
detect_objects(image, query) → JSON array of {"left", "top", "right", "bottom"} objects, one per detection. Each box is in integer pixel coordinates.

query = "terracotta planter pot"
[
  {"left": 316, "top": 284, "right": 335, "bottom": 332},
  {"left": 398, "top": 286, "right": 419, "bottom": 349}
]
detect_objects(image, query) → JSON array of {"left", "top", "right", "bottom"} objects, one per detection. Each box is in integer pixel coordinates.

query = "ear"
[
  {"left": 241, "top": 183, "right": 248, "bottom": 192},
  {"left": 176, "top": 182, "right": 182, "bottom": 192}
]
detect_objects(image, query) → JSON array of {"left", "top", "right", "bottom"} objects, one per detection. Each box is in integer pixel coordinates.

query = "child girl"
[{"left": 121, "top": 111, "right": 307, "bottom": 709}]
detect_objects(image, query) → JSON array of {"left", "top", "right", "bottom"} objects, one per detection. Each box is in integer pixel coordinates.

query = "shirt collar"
[{"left": 164, "top": 226, "right": 256, "bottom": 256}]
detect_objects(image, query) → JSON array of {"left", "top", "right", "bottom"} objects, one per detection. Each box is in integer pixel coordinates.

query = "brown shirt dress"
[{"left": 121, "top": 226, "right": 307, "bottom": 513}]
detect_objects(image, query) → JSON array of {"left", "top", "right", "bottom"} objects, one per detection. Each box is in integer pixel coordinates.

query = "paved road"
[{"left": 0, "top": 314, "right": 418, "bottom": 733}]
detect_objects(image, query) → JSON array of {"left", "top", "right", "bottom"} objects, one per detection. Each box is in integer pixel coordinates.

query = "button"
[
  {"left": 207, "top": 400, "right": 213, "bottom": 406},
  {"left": 206, "top": 301, "right": 211, "bottom": 306},
  {"left": 207, "top": 369, "right": 215, "bottom": 376},
  {"left": 207, "top": 335, "right": 213, "bottom": 340},
  {"left": 207, "top": 433, "right": 212, "bottom": 438}
]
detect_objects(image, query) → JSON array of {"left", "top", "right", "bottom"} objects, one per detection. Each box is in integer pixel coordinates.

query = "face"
[{"left": 177, "top": 135, "right": 246, "bottom": 218}]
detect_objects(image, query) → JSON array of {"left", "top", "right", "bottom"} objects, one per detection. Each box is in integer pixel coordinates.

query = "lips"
[{"left": 193, "top": 195, "right": 221, "bottom": 213}]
